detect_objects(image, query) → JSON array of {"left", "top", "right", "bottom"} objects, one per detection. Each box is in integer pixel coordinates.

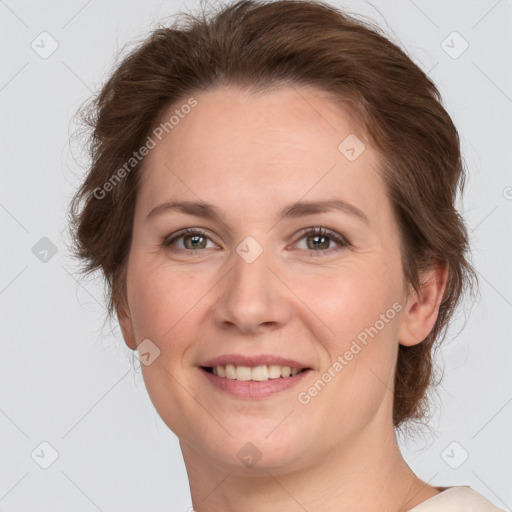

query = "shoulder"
[{"left": 408, "top": 486, "right": 507, "bottom": 512}]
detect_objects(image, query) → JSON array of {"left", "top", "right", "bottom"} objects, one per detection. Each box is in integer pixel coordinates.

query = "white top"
[{"left": 408, "top": 486, "right": 506, "bottom": 511}]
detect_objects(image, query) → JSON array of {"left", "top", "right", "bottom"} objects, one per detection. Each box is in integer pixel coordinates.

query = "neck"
[{"left": 180, "top": 420, "right": 438, "bottom": 512}]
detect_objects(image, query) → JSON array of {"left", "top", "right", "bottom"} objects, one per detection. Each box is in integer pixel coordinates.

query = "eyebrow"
[{"left": 145, "top": 199, "right": 370, "bottom": 225}]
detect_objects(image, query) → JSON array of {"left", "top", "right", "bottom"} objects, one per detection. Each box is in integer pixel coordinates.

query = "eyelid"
[{"left": 293, "top": 226, "right": 348, "bottom": 242}]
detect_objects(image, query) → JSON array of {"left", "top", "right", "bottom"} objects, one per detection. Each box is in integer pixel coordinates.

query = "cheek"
[
  {"left": 295, "top": 260, "right": 402, "bottom": 411},
  {"left": 125, "top": 263, "right": 209, "bottom": 436},
  {"left": 297, "top": 266, "right": 401, "bottom": 427},
  {"left": 126, "top": 260, "right": 204, "bottom": 351},
  {"left": 293, "top": 260, "right": 402, "bottom": 344}
]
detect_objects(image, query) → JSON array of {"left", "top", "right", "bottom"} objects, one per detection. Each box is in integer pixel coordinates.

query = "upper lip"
[{"left": 200, "top": 354, "right": 311, "bottom": 370}]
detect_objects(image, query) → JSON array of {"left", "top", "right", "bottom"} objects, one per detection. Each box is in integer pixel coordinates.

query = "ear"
[
  {"left": 116, "top": 302, "right": 137, "bottom": 351},
  {"left": 398, "top": 264, "right": 448, "bottom": 347}
]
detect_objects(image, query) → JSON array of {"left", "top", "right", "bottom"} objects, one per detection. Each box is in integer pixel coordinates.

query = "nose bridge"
[
  {"left": 212, "top": 236, "right": 290, "bottom": 332},
  {"left": 232, "top": 238, "right": 271, "bottom": 292}
]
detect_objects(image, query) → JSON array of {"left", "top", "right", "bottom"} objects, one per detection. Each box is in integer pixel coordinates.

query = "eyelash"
[{"left": 162, "top": 227, "right": 349, "bottom": 257}]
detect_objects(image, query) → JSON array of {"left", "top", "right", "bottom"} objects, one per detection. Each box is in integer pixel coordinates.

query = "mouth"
[
  {"left": 199, "top": 356, "right": 313, "bottom": 399},
  {"left": 200, "top": 364, "right": 310, "bottom": 381}
]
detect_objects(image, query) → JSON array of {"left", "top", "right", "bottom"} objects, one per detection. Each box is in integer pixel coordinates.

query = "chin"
[{"left": 203, "top": 420, "right": 308, "bottom": 473}]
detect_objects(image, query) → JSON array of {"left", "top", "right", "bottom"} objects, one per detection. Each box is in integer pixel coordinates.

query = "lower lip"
[{"left": 200, "top": 368, "right": 311, "bottom": 398}]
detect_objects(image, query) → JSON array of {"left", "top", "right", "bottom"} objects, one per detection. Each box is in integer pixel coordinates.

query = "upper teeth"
[{"left": 211, "top": 364, "right": 303, "bottom": 381}]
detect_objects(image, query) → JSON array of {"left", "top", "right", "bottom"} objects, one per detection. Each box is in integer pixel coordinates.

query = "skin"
[{"left": 118, "top": 84, "right": 448, "bottom": 511}]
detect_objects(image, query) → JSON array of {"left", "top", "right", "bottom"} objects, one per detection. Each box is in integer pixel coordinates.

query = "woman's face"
[{"left": 119, "top": 84, "right": 413, "bottom": 473}]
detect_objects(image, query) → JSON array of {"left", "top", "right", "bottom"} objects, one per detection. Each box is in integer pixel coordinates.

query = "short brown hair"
[{"left": 68, "top": 0, "right": 477, "bottom": 429}]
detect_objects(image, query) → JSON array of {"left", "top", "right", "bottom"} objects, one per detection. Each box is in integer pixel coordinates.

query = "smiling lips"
[
  {"left": 206, "top": 364, "right": 305, "bottom": 381},
  {"left": 199, "top": 354, "right": 312, "bottom": 397}
]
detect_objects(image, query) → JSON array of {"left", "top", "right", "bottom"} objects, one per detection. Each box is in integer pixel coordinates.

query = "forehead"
[{"left": 137, "top": 84, "right": 387, "bottom": 221}]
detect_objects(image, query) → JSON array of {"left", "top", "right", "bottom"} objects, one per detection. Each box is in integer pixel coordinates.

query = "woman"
[{"left": 68, "top": 0, "right": 504, "bottom": 510}]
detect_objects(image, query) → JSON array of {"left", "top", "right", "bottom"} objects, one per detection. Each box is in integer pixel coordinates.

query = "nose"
[{"left": 211, "top": 244, "right": 292, "bottom": 334}]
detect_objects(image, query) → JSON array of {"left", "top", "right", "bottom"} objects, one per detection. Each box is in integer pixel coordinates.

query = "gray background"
[{"left": 1, "top": 0, "right": 511, "bottom": 510}]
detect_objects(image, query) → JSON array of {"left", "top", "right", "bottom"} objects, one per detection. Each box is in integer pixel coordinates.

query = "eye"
[
  {"left": 163, "top": 228, "right": 218, "bottom": 253},
  {"left": 292, "top": 227, "right": 349, "bottom": 256},
  {"left": 162, "top": 226, "right": 349, "bottom": 256}
]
